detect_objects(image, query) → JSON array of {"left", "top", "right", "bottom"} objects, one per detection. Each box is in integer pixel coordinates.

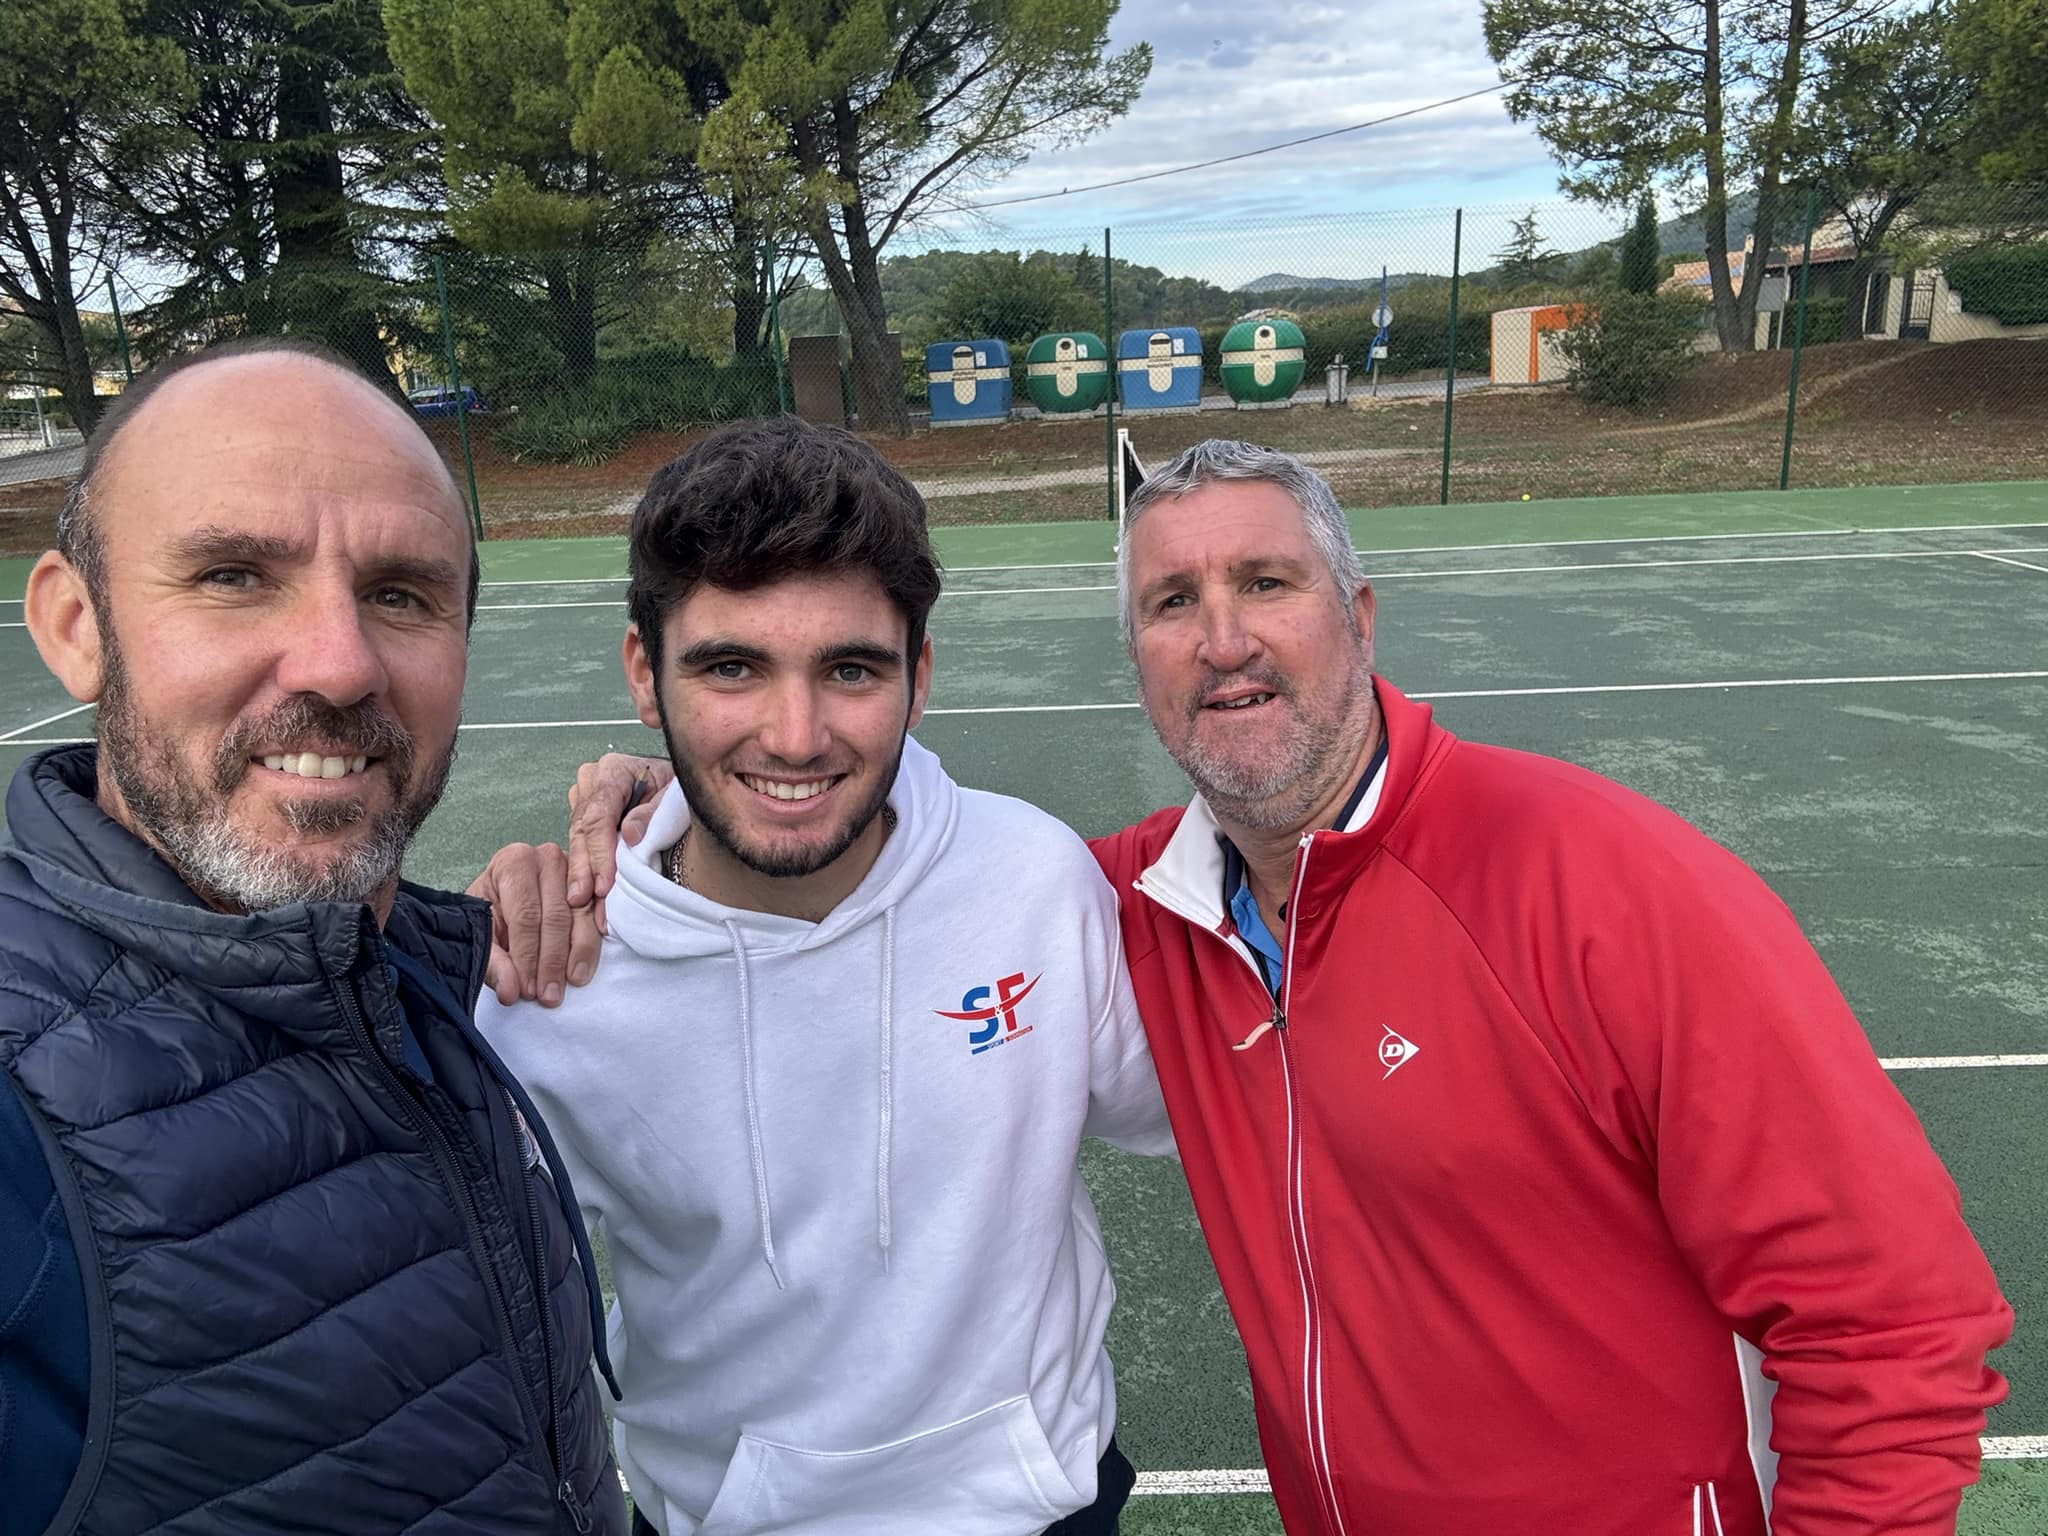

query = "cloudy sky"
[{"left": 914, "top": 0, "right": 1596, "bottom": 282}]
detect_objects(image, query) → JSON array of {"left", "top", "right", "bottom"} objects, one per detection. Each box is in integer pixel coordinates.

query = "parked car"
[{"left": 408, "top": 384, "right": 487, "bottom": 417}]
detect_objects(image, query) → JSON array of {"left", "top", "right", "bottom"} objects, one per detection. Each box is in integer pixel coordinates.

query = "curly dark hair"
[{"left": 626, "top": 416, "right": 943, "bottom": 672}]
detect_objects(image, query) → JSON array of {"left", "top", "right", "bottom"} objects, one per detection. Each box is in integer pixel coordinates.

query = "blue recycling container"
[
  {"left": 1116, "top": 327, "right": 1204, "bottom": 412},
  {"left": 924, "top": 339, "right": 1012, "bottom": 425}
]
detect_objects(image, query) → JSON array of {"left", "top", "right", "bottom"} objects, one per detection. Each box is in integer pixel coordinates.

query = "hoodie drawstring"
[
  {"left": 722, "top": 906, "right": 901, "bottom": 1287},
  {"left": 876, "top": 907, "right": 895, "bottom": 1267},
  {"left": 724, "top": 919, "right": 786, "bottom": 1290}
]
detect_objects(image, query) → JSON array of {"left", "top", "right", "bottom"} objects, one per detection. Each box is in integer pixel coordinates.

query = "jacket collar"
[
  {"left": 1131, "top": 677, "right": 1450, "bottom": 933},
  {"left": 4, "top": 743, "right": 488, "bottom": 1021}
]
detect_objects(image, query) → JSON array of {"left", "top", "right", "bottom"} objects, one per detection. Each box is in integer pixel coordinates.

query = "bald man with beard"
[{"left": 0, "top": 339, "right": 625, "bottom": 1535}]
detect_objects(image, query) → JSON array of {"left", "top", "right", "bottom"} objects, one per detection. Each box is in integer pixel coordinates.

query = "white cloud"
[{"left": 911, "top": 0, "right": 1585, "bottom": 278}]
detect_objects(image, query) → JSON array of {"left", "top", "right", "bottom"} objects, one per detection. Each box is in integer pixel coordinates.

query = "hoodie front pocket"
[{"left": 696, "top": 1395, "right": 1083, "bottom": 1536}]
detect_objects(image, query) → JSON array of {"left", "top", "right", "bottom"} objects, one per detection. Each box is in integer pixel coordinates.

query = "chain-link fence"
[{"left": 4, "top": 185, "right": 2046, "bottom": 544}]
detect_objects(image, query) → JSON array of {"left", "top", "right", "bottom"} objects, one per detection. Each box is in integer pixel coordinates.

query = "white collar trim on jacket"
[{"left": 1131, "top": 756, "right": 1389, "bottom": 938}]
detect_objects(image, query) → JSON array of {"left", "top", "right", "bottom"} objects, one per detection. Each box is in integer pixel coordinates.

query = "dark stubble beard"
[
  {"left": 652, "top": 683, "right": 905, "bottom": 880},
  {"left": 96, "top": 627, "right": 455, "bottom": 912}
]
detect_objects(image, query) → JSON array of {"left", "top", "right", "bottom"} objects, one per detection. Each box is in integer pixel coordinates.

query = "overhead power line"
[{"left": 965, "top": 82, "right": 1512, "bottom": 211}]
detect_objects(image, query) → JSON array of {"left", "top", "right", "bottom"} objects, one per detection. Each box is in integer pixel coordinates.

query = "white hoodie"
[{"left": 480, "top": 737, "right": 1173, "bottom": 1536}]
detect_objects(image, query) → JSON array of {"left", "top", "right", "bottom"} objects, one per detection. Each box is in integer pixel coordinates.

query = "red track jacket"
[{"left": 1091, "top": 678, "right": 2010, "bottom": 1536}]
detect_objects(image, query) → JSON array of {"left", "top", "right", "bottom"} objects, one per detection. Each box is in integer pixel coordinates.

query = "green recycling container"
[
  {"left": 1219, "top": 317, "right": 1306, "bottom": 404},
  {"left": 1025, "top": 332, "right": 1110, "bottom": 414}
]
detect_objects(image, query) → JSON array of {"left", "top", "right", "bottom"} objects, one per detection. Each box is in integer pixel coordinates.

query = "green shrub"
[
  {"left": 494, "top": 395, "right": 634, "bottom": 465},
  {"left": 1943, "top": 244, "right": 2048, "bottom": 326},
  {"left": 1788, "top": 296, "right": 1847, "bottom": 344},
  {"left": 1553, "top": 294, "right": 1708, "bottom": 409},
  {"left": 492, "top": 348, "right": 780, "bottom": 462}
]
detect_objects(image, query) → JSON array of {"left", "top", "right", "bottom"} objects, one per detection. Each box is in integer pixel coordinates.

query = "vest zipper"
[
  {"left": 1274, "top": 832, "right": 1348, "bottom": 1536},
  {"left": 336, "top": 984, "right": 561, "bottom": 1493},
  {"left": 515, "top": 1091, "right": 590, "bottom": 1532}
]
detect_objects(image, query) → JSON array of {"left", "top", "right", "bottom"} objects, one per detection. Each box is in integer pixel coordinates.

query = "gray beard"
[
  {"left": 1159, "top": 654, "right": 1373, "bottom": 832},
  {"left": 96, "top": 628, "right": 451, "bottom": 912}
]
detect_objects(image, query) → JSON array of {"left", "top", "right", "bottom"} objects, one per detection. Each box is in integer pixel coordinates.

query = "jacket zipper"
[
  {"left": 336, "top": 983, "right": 566, "bottom": 1505},
  {"left": 515, "top": 1091, "right": 590, "bottom": 1532},
  {"left": 1133, "top": 840, "right": 1346, "bottom": 1532},
  {"left": 1273, "top": 832, "right": 1349, "bottom": 1536}
]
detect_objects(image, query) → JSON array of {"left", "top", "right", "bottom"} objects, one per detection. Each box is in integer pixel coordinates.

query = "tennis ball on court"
[{"left": 1520, "top": 492, "right": 1531, "bottom": 501}]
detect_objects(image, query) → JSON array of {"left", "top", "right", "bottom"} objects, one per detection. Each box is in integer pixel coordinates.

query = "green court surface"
[{"left": 4, "top": 480, "right": 2047, "bottom": 1530}]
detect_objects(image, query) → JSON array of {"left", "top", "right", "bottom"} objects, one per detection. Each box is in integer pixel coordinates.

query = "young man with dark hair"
[{"left": 478, "top": 416, "right": 1172, "bottom": 1536}]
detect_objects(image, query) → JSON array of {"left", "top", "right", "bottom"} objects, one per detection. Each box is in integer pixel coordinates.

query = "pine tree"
[
  {"left": 1072, "top": 245, "right": 1100, "bottom": 301},
  {"left": 1620, "top": 193, "right": 1661, "bottom": 294},
  {"left": 1491, "top": 209, "right": 1562, "bottom": 287}
]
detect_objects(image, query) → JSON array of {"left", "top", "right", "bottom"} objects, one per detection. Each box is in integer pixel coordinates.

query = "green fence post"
[
  {"left": 433, "top": 255, "right": 484, "bottom": 540},
  {"left": 1103, "top": 225, "right": 1116, "bottom": 521},
  {"left": 1439, "top": 208, "right": 1463, "bottom": 507},
  {"left": 106, "top": 276, "right": 135, "bottom": 383},
  {"left": 1779, "top": 187, "right": 1820, "bottom": 492},
  {"left": 765, "top": 242, "right": 790, "bottom": 415}
]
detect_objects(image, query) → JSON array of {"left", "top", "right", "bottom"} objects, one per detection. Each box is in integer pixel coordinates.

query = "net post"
[
  {"left": 434, "top": 254, "right": 484, "bottom": 540},
  {"left": 107, "top": 276, "right": 134, "bottom": 383},
  {"left": 1440, "top": 208, "right": 1463, "bottom": 507},
  {"left": 766, "top": 241, "right": 790, "bottom": 415},
  {"left": 1103, "top": 225, "right": 1116, "bottom": 521},
  {"left": 1779, "top": 187, "right": 1819, "bottom": 491}
]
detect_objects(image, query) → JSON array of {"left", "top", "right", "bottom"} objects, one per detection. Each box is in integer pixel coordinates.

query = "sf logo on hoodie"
[{"left": 935, "top": 971, "right": 1043, "bottom": 1054}]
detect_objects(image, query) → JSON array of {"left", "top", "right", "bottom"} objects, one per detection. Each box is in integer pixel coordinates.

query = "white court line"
[
  {"left": 1139, "top": 1439, "right": 2048, "bottom": 1491},
  {"left": 1880, "top": 1053, "right": 2048, "bottom": 1070},
  {"left": 1368, "top": 546, "right": 2048, "bottom": 583},
  {"left": 478, "top": 575, "right": 625, "bottom": 589},
  {"left": 1976, "top": 552, "right": 2048, "bottom": 576},
  {"left": 368, "top": 670, "right": 2048, "bottom": 726},
  {"left": 475, "top": 599, "right": 622, "bottom": 611},
  {"left": 1134, "top": 1469, "right": 1271, "bottom": 1496},
  {"left": 469, "top": 520, "right": 2048, "bottom": 586},
  {"left": 947, "top": 519, "right": 2048, "bottom": 573},
  {"left": 1129, "top": 1447, "right": 2048, "bottom": 1489},
  {"left": 0, "top": 700, "right": 94, "bottom": 743},
  {"left": 466, "top": 545, "right": 2048, "bottom": 614},
  {"left": 1419, "top": 670, "right": 2048, "bottom": 701},
  {"left": 7, "top": 667, "right": 2048, "bottom": 749}
]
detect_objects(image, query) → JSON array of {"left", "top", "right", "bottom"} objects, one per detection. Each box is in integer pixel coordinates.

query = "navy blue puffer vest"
[{"left": 0, "top": 746, "right": 625, "bottom": 1535}]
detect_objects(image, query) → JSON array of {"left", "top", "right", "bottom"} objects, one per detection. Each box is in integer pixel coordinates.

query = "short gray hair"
[
  {"left": 1117, "top": 439, "right": 1366, "bottom": 651},
  {"left": 56, "top": 475, "right": 102, "bottom": 602}
]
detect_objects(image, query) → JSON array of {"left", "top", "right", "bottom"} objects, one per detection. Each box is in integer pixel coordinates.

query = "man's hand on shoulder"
[
  {"left": 567, "top": 753, "right": 672, "bottom": 907},
  {"left": 469, "top": 753, "right": 673, "bottom": 1006},
  {"left": 468, "top": 843, "right": 598, "bottom": 1008}
]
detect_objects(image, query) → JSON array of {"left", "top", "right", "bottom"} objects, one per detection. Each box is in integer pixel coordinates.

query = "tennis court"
[{"left": 3, "top": 479, "right": 2045, "bottom": 1532}]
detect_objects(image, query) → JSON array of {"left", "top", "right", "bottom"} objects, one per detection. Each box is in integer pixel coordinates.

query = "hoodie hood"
[{"left": 603, "top": 735, "right": 959, "bottom": 1286}]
